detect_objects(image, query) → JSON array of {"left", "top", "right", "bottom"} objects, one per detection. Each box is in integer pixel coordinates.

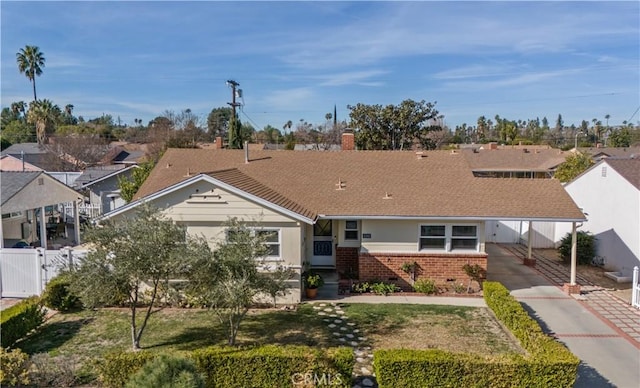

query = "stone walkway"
[
  {"left": 501, "top": 244, "right": 640, "bottom": 347},
  {"left": 311, "top": 302, "right": 377, "bottom": 388}
]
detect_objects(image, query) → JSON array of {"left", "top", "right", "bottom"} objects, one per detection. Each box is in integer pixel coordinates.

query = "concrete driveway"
[{"left": 486, "top": 244, "right": 639, "bottom": 388}]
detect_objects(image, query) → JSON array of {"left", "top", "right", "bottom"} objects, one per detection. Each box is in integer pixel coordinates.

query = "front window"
[
  {"left": 419, "top": 224, "right": 478, "bottom": 252},
  {"left": 420, "top": 225, "right": 446, "bottom": 250},
  {"left": 344, "top": 220, "right": 359, "bottom": 240},
  {"left": 257, "top": 229, "right": 280, "bottom": 257}
]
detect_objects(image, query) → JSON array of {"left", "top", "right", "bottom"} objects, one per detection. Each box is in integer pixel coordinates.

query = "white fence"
[
  {"left": 0, "top": 247, "right": 87, "bottom": 298},
  {"left": 632, "top": 266, "right": 640, "bottom": 309},
  {"left": 59, "top": 202, "right": 101, "bottom": 221}
]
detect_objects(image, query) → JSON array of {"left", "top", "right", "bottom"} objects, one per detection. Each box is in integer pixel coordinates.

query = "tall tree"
[
  {"left": 348, "top": 99, "right": 441, "bottom": 150},
  {"left": 207, "top": 107, "right": 232, "bottom": 140},
  {"left": 26, "top": 99, "right": 60, "bottom": 144},
  {"left": 554, "top": 153, "right": 594, "bottom": 183},
  {"left": 68, "top": 205, "right": 208, "bottom": 350},
  {"left": 16, "top": 45, "right": 46, "bottom": 101}
]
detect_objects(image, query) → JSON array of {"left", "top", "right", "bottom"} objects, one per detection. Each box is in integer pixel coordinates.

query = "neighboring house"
[
  {"left": 75, "top": 165, "right": 138, "bottom": 216},
  {"left": 102, "top": 134, "right": 584, "bottom": 303},
  {"left": 460, "top": 145, "right": 569, "bottom": 179},
  {"left": 0, "top": 154, "right": 42, "bottom": 172},
  {"left": 576, "top": 146, "right": 640, "bottom": 161},
  {"left": 554, "top": 158, "right": 640, "bottom": 277},
  {"left": 99, "top": 145, "right": 145, "bottom": 166},
  {"left": 1, "top": 171, "right": 83, "bottom": 249},
  {"left": 1, "top": 143, "right": 73, "bottom": 171}
]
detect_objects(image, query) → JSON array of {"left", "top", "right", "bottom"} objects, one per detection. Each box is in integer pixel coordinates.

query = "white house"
[
  {"left": 102, "top": 137, "right": 586, "bottom": 302},
  {"left": 555, "top": 158, "right": 640, "bottom": 277}
]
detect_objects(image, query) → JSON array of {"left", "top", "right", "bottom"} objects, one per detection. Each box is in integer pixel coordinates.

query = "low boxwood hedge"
[
  {"left": 100, "top": 345, "right": 353, "bottom": 388},
  {"left": 0, "top": 296, "right": 46, "bottom": 348},
  {"left": 374, "top": 281, "right": 579, "bottom": 388}
]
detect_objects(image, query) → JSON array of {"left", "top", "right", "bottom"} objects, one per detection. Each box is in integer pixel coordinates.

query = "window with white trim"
[
  {"left": 344, "top": 220, "right": 359, "bottom": 240},
  {"left": 257, "top": 229, "right": 280, "bottom": 257},
  {"left": 226, "top": 228, "right": 281, "bottom": 258},
  {"left": 419, "top": 224, "right": 478, "bottom": 252}
]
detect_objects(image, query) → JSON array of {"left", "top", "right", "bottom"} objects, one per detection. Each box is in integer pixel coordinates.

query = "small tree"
[
  {"left": 558, "top": 231, "right": 596, "bottom": 265},
  {"left": 68, "top": 204, "right": 208, "bottom": 350},
  {"left": 187, "top": 218, "right": 290, "bottom": 345},
  {"left": 118, "top": 161, "right": 155, "bottom": 203},
  {"left": 554, "top": 152, "right": 594, "bottom": 183}
]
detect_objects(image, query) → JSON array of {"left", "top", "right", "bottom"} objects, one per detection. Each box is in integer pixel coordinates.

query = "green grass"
[
  {"left": 15, "top": 303, "right": 522, "bottom": 385},
  {"left": 340, "top": 304, "right": 522, "bottom": 355}
]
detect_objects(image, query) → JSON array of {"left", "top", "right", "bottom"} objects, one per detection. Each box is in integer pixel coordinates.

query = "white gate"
[
  {"left": 632, "top": 266, "right": 640, "bottom": 309},
  {"left": 0, "top": 248, "right": 87, "bottom": 298}
]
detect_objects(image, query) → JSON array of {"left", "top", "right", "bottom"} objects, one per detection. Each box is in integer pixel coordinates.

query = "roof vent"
[
  {"left": 450, "top": 149, "right": 458, "bottom": 155},
  {"left": 335, "top": 178, "right": 346, "bottom": 190},
  {"left": 472, "top": 148, "right": 479, "bottom": 153},
  {"left": 383, "top": 192, "right": 393, "bottom": 200},
  {"left": 416, "top": 151, "right": 425, "bottom": 159},
  {"left": 166, "top": 163, "right": 172, "bottom": 168},
  {"left": 523, "top": 148, "right": 529, "bottom": 153},
  {"left": 184, "top": 168, "right": 192, "bottom": 177}
]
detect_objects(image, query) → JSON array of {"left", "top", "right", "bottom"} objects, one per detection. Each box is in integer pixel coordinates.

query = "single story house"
[
  {"left": 75, "top": 165, "right": 139, "bottom": 216},
  {"left": 554, "top": 158, "right": 640, "bottom": 278},
  {"left": 102, "top": 135, "right": 586, "bottom": 302}
]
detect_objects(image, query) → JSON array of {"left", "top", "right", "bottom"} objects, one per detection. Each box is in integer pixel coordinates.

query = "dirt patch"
[{"left": 367, "top": 307, "right": 522, "bottom": 355}]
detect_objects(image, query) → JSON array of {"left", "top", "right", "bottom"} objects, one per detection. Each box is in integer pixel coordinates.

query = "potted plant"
[{"left": 303, "top": 271, "right": 324, "bottom": 299}]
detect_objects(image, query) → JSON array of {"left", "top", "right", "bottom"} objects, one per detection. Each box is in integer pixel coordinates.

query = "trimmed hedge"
[
  {"left": 100, "top": 345, "right": 353, "bottom": 388},
  {"left": 0, "top": 296, "right": 46, "bottom": 348},
  {"left": 374, "top": 281, "right": 579, "bottom": 388},
  {"left": 125, "top": 354, "right": 204, "bottom": 388},
  {"left": 193, "top": 345, "right": 353, "bottom": 388},
  {"left": 41, "top": 273, "right": 81, "bottom": 312}
]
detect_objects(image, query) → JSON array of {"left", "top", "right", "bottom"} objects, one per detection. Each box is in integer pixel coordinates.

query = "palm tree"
[
  {"left": 27, "top": 99, "right": 60, "bottom": 144},
  {"left": 64, "top": 104, "right": 74, "bottom": 116},
  {"left": 16, "top": 45, "right": 46, "bottom": 101}
]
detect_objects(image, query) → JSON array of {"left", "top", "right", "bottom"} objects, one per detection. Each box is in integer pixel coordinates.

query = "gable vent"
[{"left": 601, "top": 166, "right": 607, "bottom": 177}]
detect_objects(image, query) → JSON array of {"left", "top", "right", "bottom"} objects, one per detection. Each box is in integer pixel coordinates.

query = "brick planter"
[{"left": 358, "top": 252, "right": 488, "bottom": 292}]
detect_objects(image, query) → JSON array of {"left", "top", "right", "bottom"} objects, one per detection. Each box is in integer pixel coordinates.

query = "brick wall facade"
[
  {"left": 358, "top": 252, "right": 488, "bottom": 291},
  {"left": 336, "top": 247, "right": 359, "bottom": 278}
]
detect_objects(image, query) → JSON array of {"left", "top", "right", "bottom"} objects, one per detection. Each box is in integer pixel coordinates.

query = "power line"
[{"left": 627, "top": 105, "right": 640, "bottom": 123}]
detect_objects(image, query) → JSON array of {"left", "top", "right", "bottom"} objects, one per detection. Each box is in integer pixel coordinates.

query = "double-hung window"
[
  {"left": 227, "top": 228, "right": 281, "bottom": 258},
  {"left": 257, "top": 229, "right": 280, "bottom": 258},
  {"left": 344, "top": 220, "right": 359, "bottom": 241},
  {"left": 419, "top": 224, "right": 478, "bottom": 252}
]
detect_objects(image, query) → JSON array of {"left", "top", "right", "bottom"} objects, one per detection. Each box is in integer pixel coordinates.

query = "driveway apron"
[{"left": 486, "top": 244, "right": 639, "bottom": 388}]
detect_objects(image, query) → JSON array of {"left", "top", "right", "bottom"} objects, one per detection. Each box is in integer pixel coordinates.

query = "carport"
[{"left": 1, "top": 171, "right": 84, "bottom": 249}]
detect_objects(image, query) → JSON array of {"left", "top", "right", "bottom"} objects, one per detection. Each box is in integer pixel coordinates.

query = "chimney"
[
  {"left": 489, "top": 142, "right": 498, "bottom": 150},
  {"left": 342, "top": 130, "right": 355, "bottom": 151},
  {"left": 244, "top": 141, "right": 249, "bottom": 163},
  {"left": 215, "top": 136, "right": 223, "bottom": 149}
]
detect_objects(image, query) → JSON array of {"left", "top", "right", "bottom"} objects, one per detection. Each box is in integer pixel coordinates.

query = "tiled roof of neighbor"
[
  {"left": 460, "top": 148, "right": 569, "bottom": 171},
  {"left": 606, "top": 158, "right": 640, "bottom": 190},
  {"left": 1, "top": 171, "right": 42, "bottom": 206},
  {"left": 135, "top": 149, "right": 585, "bottom": 221}
]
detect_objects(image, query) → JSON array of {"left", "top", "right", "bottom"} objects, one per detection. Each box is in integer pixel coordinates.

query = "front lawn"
[
  {"left": 14, "top": 303, "right": 523, "bottom": 385},
  {"left": 340, "top": 304, "right": 522, "bottom": 355}
]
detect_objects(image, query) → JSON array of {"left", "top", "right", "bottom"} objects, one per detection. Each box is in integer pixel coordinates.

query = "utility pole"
[{"left": 226, "top": 80, "right": 242, "bottom": 148}]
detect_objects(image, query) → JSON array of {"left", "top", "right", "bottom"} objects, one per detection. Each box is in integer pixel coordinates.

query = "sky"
[{"left": 1, "top": 1, "right": 639, "bottom": 131}]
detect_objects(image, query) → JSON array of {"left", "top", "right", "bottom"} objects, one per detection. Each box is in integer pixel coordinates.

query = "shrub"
[
  {"left": 413, "top": 279, "right": 438, "bottom": 294},
  {"left": 125, "top": 354, "right": 204, "bottom": 388},
  {"left": 29, "top": 353, "right": 78, "bottom": 387},
  {"left": 0, "top": 296, "right": 46, "bottom": 348},
  {"left": 370, "top": 281, "right": 400, "bottom": 296},
  {"left": 41, "top": 273, "right": 81, "bottom": 312},
  {"left": 352, "top": 281, "right": 371, "bottom": 293},
  {"left": 558, "top": 231, "right": 596, "bottom": 265},
  {"left": 0, "top": 348, "right": 31, "bottom": 386},
  {"left": 193, "top": 345, "right": 353, "bottom": 388},
  {"left": 99, "top": 351, "right": 156, "bottom": 388}
]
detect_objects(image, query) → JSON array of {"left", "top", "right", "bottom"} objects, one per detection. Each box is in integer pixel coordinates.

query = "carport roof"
[{"left": 1, "top": 171, "right": 81, "bottom": 214}]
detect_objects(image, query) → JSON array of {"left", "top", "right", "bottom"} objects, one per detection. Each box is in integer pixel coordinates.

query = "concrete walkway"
[{"left": 488, "top": 244, "right": 639, "bottom": 388}]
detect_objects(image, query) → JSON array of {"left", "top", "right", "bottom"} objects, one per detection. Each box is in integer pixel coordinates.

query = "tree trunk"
[
  {"left": 134, "top": 280, "right": 160, "bottom": 349},
  {"left": 32, "top": 79, "right": 37, "bottom": 101},
  {"left": 130, "top": 290, "right": 139, "bottom": 350}
]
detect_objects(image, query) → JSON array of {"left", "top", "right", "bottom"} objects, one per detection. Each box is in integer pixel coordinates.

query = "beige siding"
[
  {"left": 146, "top": 180, "right": 294, "bottom": 223},
  {"left": 361, "top": 219, "right": 485, "bottom": 253},
  {"left": 336, "top": 219, "right": 361, "bottom": 248}
]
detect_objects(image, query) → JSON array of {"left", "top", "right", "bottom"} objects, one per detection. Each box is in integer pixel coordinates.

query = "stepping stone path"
[{"left": 311, "top": 302, "right": 377, "bottom": 388}]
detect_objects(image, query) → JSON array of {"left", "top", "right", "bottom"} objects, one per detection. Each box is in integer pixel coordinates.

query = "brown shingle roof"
[
  {"left": 606, "top": 159, "right": 640, "bottom": 190},
  {"left": 135, "top": 149, "right": 585, "bottom": 221},
  {"left": 461, "top": 148, "right": 569, "bottom": 171}
]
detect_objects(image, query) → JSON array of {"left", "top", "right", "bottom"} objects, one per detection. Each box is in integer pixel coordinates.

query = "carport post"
[
  {"left": 73, "top": 200, "right": 81, "bottom": 244},
  {"left": 563, "top": 221, "right": 581, "bottom": 294},
  {"left": 570, "top": 221, "right": 577, "bottom": 285},
  {"left": 527, "top": 222, "right": 533, "bottom": 260},
  {"left": 39, "top": 206, "right": 48, "bottom": 250}
]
